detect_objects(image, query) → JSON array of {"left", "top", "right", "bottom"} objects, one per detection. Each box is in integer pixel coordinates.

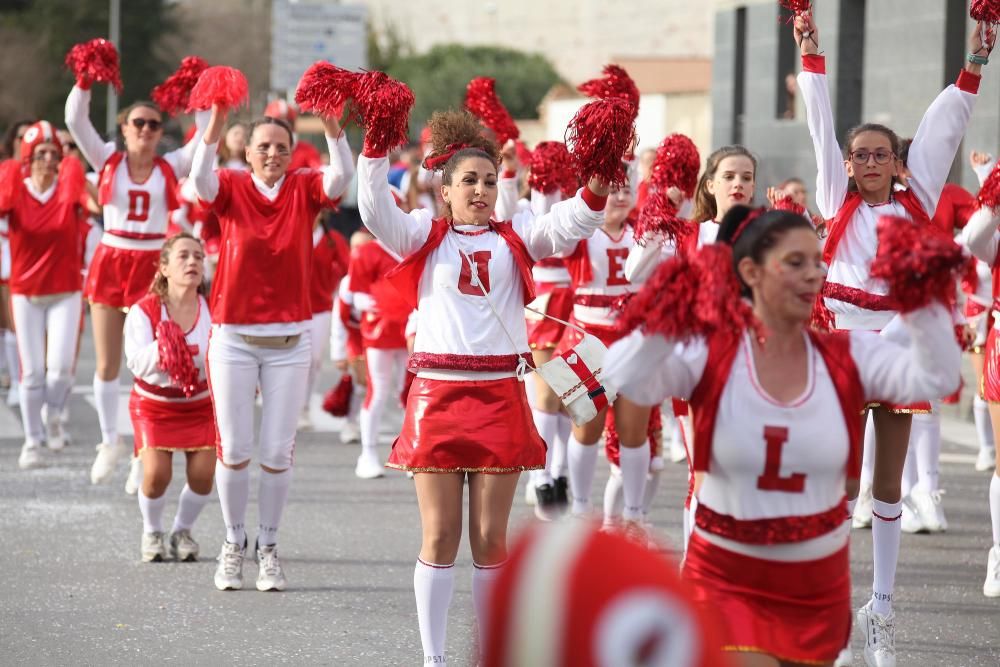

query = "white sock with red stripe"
[
  {"left": 472, "top": 561, "right": 504, "bottom": 654},
  {"left": 530, "top": 409, "right": 558, "bottom": 487},
  {"left": 568, "top": 435, "right": 599, "bottom": 515},
  {"left": 171, "top": 484, "right": 212, "bottom": 533},
  {"left": 913, "top": 412, "right": 941, "bottom": 492},
  {"left": 619, "top": 442, "right": 650, "bottom": 522},
  {"left": 215, "top": 462, "right": 249, "bottom": 545},
  {"left": 552, "top": 414, "right": 571, "bottom": 479},
  {"left": 974, "top": 395, "right": 995, "bottom": 452},
  {"left": 414, "top": 559, "right": 454, "bottom": 664},
  {"left": 871, "top": 497, "right": 902, "bottom": 616},
  {"left": 138, "top": 489, "right": 166, "bottom": 534},
  {"left": 4, "top": 331, "right": 18, "bottom": 395},
  {"left": 92, "top": 374, "right": 119, "bottom": 445},
  {"left": 991, "top": 474, "right": 1000, "bottom": 548},
  {"left": 257, "top": 468, "right": 292, "bottom": 546}
]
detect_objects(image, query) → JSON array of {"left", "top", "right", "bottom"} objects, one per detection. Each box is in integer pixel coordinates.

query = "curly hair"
[{"left": 424, "top": 110, "right": 499, "bottom": 179}]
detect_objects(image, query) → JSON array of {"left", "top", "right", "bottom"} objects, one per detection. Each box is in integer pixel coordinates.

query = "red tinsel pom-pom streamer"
[
  {"left": 869, "top": 216, "right": 968, "bottom": 314},
  {"left": 977, "top": 161, "right": 1000, "bottom": 209},
  {"left": 295, "top": 61, "right": 359, "bottom": 118},
  {"left": 778, "top": 0, "right": 812, "bottom": 15},
  {"left": 65, "top": 38, "right": 123, "bottom": 93},
  {"left": 771, "top": 194, "right": 807, "bottom": 217},
  {"left": 565, "top": 98, "right": 636, "bottom": 188},
  {"left": 619, "top": 243, "right": 760, "bottom": 341},
  {"left": 649, "top": 134, "right": 701, "bottom": 199},
  {"left": 155, "top": 320, "right": 200, "bottom": 397},
  {"left": 465, "top": 77, "right": 520, "bottom": 146},
  {"left": 809, "top": 291, "right": 836, "bottom": 333},
  {"left": 633, "top": 191, "right": 688, "bottom": 245},
  {"left": 577, "top": 64, "right": 640, "bottom": 119},
  {"left": 971, "top": 0, "right": 1000, "bottom": 24},
  {"left": 322, "top": 374, "right": 354, "bottom": 417},
  {"left": 353, "top": 71, "right": 415, "bottom": 156},
  {"left": 527, "top": 141, "right": 579, "bottom": 196},
  {"left": 152, "top": 56, "right": 209, "bottom": 117},
  {"left": 187, "top": 66, "right": 248, "bottom": 112}
]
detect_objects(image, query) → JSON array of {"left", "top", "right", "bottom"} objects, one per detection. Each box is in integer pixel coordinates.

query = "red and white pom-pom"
[
  {"left": 619, "top": 243, "right": 760, "bottom": 341},
  {"left": 633, "top": 191, "right": 689, "bottom": 244},
  {"left": 155, "top": 320, "right": 200, "bottom": 397},
  {"left": 152, "top": 56, "right": 209, "bottom": 116},
  {"left": 869, "top": 216, "right": 968, "bottom": 313},
  {"left": 352, "top": 71, "right": 415, "bottom": 156},
  {"left": 65, "top": 38, "right": 122, "bottom": 92},
  {"left": 527, "top": 141, "right": 579, "bottom": 196},
  {"left": 294, "top": 61, "right": 357, "bottom": 118},
  {"left": 565, "top": 98, "right": 636, "bottom": 188},
  {"left": 779, "top": 0, "right": 812, "bottom": 15},
  {"left": 577, "top": 64, "right": 640, "bottom": 119},
  {"left": 977, "top": 161, "right": 1000, "bottom": 210},
  {"left": 187, "top": 66, "right": 249, "bottom": 112},
  {"left": 971, "top": 0, "right": 1000, "bottom": 24},
  {"left": 649, "top": 134, "right": 701, "bottom": 198},
  {"left": 322, "top": 374, "right": 353, "bottom": 417},
  {"left": 771, "top": 194, "right": 807, "bottom": 216},
  {"left": 465, "top": 77, "right": 520, "bottom": 146}
]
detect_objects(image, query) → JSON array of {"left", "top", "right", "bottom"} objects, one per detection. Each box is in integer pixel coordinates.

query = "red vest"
[
  {"left": 98, "top": 151, "right": 180, "bottom": 211},
  {"left": 822, "top": 189, "right": 931, "bottom": 265}
]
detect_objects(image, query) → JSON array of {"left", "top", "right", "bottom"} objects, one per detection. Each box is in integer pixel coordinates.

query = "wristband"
[{"left": 968, "top": 52, "right": 989, "bottom": 66}]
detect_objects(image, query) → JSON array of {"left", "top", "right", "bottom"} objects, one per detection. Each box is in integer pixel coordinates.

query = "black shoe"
[
  {"left": 554, "top": 476, "right": 569, "bottom": 507},
  {"left": 534, "top": 483, "right": 559, "bottom": 521}
]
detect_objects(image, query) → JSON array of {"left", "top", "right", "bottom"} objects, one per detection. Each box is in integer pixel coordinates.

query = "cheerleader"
[
  {"left": 124, "top": 233, "right": 215, "bottom": 562},
  {"left": 263, "top": 99, "right": 322, "bottom": 171},
  {"left": 0, "top": 122, "right": 85, "bottom": 469},
  {"left": 357, "top": 108, "right": 609, "bottom": 665},
  {"left": 65, "top": 82, "right": 209, "bottom": 485},
  {"left": 191, "top": 102, "right": 352, "bottom": 592},
  {"left": 605, "top": 205, "right": 961, "bottom": 666},
  {"left": 796, "top": 13, "right": 991, "bottom": 663}
]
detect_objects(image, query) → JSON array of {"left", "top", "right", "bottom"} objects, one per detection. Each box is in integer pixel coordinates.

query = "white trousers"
[
  {"left": 208, "top": 327, "right": 311, "bottom": 470},
  {"left": 306, "top": 311, "right": 332, "bottom": 403},
  {"left": 11, "top": 292, "right": 81, "bottom": 443},
  {"left": 360, "top": 347, "right": 408, "bottom": 451}
]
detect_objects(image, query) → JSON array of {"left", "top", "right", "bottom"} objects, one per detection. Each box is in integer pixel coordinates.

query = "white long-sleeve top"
[
  {"left": 357, "top": 154, "right": 604, "bottom": 379},
  {"left": 964, "top": 206, "right": 1000, "bottom": 267},
  {"left": 800, "top": 57, "right": 978, "bottom": 330}
]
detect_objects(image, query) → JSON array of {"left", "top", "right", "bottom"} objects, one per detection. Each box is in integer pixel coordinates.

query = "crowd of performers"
[{"left": 4, "top": 6, "right": 1000, "bottom": 666}]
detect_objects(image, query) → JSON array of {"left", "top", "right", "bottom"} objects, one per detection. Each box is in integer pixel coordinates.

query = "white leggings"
[
  {"left": 305, "top": 311, "right": 332, "bottom": 404},
  {"left": 11, "top": 292, "right": 81, "bottom": 443},
  {"left": 208, "top": 327, "right": 311, "bottom": 470},
  {"left": 360, "top": 347, "right": 408, "bottom": 451}
]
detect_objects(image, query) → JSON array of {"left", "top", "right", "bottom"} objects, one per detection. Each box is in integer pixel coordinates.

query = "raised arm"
[
  {"left": 603, "top": 329, "right": 708, "bottom": 406},
  {"left": 64, "top": 86, "right": 116, "bottom": 172},
  {"left": 494, "top": 141, "right": 520, "bottom": 221},
  {"left": 162, "top": 109, "right": 212, "bottom": 178},
  {"left": 625, "top": 236, "right": 675, "bottom": 284},
  {"left": 321, "top": 117, "right": 355, "bottom": 200},
  {"left": 963, "top": 206, "right": 1000, "bottom": 265},
  {"left": 190, "top": 105, "right": 226, "bottom": 204},
  {"left": 357, "top": 154, "right": 432, "bottom": 258},
  {"left": 516, "top": 179, "right": 608, "bottom": 260}
]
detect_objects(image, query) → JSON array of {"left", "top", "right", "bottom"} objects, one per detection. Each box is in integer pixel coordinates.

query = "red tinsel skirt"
[
  {"left": 527, "top": 285, "right": 575, "bottom": 351},
  {"left": 985, "top": 325, "right": 1000, "bottom": 402},
  {"left": 603, "top": 404, "right": 662, "bottom": 467},
  {"left": 128, "top": 390, "right": 217, "bottom": 454},
  {"left": 387, "top": 376, "right": 545, "bottom": 473},
  {"left": 85, "top": 245, "right": 160, "bottom": 310},
  {"left": 683, "top": 533, "right": 851, "bottom": 664}
]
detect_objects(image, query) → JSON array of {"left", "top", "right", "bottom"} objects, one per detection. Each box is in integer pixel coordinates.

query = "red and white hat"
[
  {"left": 20, "top": 121, "right": 62, "bottom": 168},
  {"left": 484, "top": 522, "right": 727, "bottom": 667},
  {"left": 264, "top": 99, "right": 297, "bottom": 123}
]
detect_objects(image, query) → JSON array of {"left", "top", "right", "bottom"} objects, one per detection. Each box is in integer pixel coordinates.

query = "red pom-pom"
[
  {"left": 294, "top": 61, "right": 357, "bottom": 118},
  {"left": 779, "top": 0, "right": 812, "bottom": 15},
  {"left": 322, "top": 374, "right": 353, "bottom": 417},
  {"left": 155, "top": 320, "right": 200, "bottom": 397},
  {"left": 633, "top": 192, "right": 689, "bottom": 244},
  {"left": 152, "top": 56, "right": 209, "bottom": 117},
  {"left": 771, "top": 194, "right": 807, "bottom": 216},
  {"left": 187, "top": 66, "right": 249, "bottom": 112},
  {"left": 353, "top": 71, "right": 415, "bottom": 156},
  {"left": 527, "top": 141, "right": 579, "bottom": 196},
  {"left": 65, "top": 38, "right": 122, "bottom": 93},
  {"left": 577, "top": 64, "right": 640, "bottom": 119},
  {"left": 809, "top": 291, "right": 836, "bottom": 333},
  {"left": 565, "top": 98, "right": 636, "bottom": 188},
  {"left": 649, "top": 134, "right": 701, "bottom": 198},
  {"left": 620, "top": 243, "right": 760, "bottom": 342},
  {"left": 869, "top": 216, "right": 968, "bottom": 313},
  {"left": 514, "top": 140, "right": 533, "bottom": 166},
  {"left": 977, "top": 161, "right": 1000, "bottom": 210},
  {"left": 0, "top": 159, "right": 23, "bottom": 212},
  {"left": 465, "top": 77, "right": 520, "bottom": 146},
  {"left": 971, "top": 0, "right": 1000, "bottom": 24}
]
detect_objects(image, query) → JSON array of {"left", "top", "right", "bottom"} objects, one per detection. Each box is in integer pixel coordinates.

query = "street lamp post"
[{"left": 106, "top": 0, "right": 120, "bottom": 136}]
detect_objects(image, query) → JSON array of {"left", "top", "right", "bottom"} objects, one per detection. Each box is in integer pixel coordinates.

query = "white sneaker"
[
  {"left": 214, "top": 539, "right": 246, "bottom": 591},
  {"left": 985, "top": 546, "right": 1000, "bottom": 598},
  {"left": 170, "top": 529, "right": 200, "bottom": 562},
  {"left": 340, "top": 422, "right": 361, "bottom": 445},
  {"left": 90, "top": 439, "right": 125, "bottom": 485},
  {"left": 853, "top": 484, "right": 873, "bottom": 529},
  {"left": 42, "top": 404, "right": 68, "bottom": 450},
  {"left": 857, "top": 600, "right": 896, "bottom": 667},
  {"left": 900, "top": 495, "right": 926, "bottom": 534},
  {"left": 976, "top": 447, "right": 996, "bottom": 472},
  {"left": 354, "top": 449, "right": 385, "bottom": 479},
  {"left": 124, "top": 455, "right": 142, "bottom": 495},
  {"left": 834, "top": 645, "right": 853, "bottom": 667},
  {"left": 141, "top": 532, "right": 168, "bottom": 562},
  {"left": 17, "top": 440, "right": 43, "bottom": 470},
  {"left": 524, "top": 478, "right": 537, "bottom": 506},
  {"left": 256, "top": 542, "right": 287, "bottom": 591},
  {"left": 910, "top": 487, "right": 947, "bottom": 533}
]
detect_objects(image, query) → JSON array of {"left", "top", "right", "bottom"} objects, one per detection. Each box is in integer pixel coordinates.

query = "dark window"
[
  {"left": 777, "top": 13, "right": 798, "bottom": 119},
  {"left": 733, "top": 6, "right": 747, "bottom": 144},
  {"left": 835, "top": 0, "right": 866, "bottom": 141}
]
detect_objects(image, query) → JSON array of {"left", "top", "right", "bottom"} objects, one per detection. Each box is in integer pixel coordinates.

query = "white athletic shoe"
[
  {"left": 90, "top": 439, "right": 125, "bottom": 485},
  {"left": 42, "top": 404, "right": 68, "bottom": 450},
  {"left": 524, "top": 478, "right": 537, "bottom": 506},
  {"left": 170, "top": 529, "right": 200, "bottom": 562},
  {"left": 124, "top": 456, "right": 142, "bottom": 495},
  {"left": 834, "top": 645, "right": 853, "bottom": 667},
  {"left": 17, "top": 440, "right": 43, "bottom": 470},
  {"left": 976, "top": 447, "right": 996, "bottom": 472},
  {"left": 853, "top": 484, "right": 874, "bottom": 529},
  {"left": 340, "top": 422, "right": 361, "bottom": 445},
  {"left": 256, "top": 543, "right": 287, "bottom": 591},
  {"left": 354, "top": 449, "right": 385, "bottom": 479},
  {"left": 141, "top": 532, "right": 168, "bottom": 562},
  {"left": 900, "top": 495, "right": 926, "bottom": 534},
  {"left": 984, "top": 546, "right": 1000, "bottom": 598},
  {"left": 910, "top": 487, "right": 947, "bottom": 533},
  {"left": 214, "top": 539, "right": 246, "bottom": 591},
  {"left": 857, "top": 600, "right": 896, "bottom": 667}
]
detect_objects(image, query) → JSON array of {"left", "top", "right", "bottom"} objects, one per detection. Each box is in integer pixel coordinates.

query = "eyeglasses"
[
  {"left": 130, "top": 118, "right": 162, "bottom": 132},
  {"left": 850, "top": 149, "right": 895, "bottom": 165}
]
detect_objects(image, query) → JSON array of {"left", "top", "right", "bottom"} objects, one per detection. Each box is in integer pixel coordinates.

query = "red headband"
[
  {"left": 422, "top": 142, "right": 471, "bottom": 171},
  {"left": 730, "top": 207, "right": 767, "bottom": 244}
]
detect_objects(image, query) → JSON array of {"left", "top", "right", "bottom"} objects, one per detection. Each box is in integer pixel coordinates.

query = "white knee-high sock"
[
  {"left": 138, "top": 489, "right": 167, "bottom": 534},
  {"left": 215, "top": 462, "right": 249, "bottom": 545},
  {"left": 860, "top": 417, "right": 876, "bottom": 490},
  {"left": 991, "top": 474, "right": 1000, "bottom": 548},
  {"left": 602, "top": 467, "right": 623, "bottom": 524},
  {"left": 642, "top": 469, "right": 661, "bottom": 517},
  {"left": 567, "top": 435, "right": 599, "bottom": 515},
  {"left": 902, "top": 437, "right": 918, "bottom": 498},
  {"left": 414, "top": 559, "right": 455, "bottom": 664},
  {"left": 92, "top": 374, "right": 119, "bottom": 445},
  {"left": 5, "top": 331, "right": 19, "bottom": 393},
  {"left": 172, "top": 484, "right": 212, "bottom": 532},
  {"left": 974, "top": 395, "right": 995, "bottom": 452},
  {"left": 530, "top": 410, "right": 558, "bottom": 487},
  {"left": 552, "top": 414, "right": 571, "bottom": 478},
  {"left": 472, "top": 562, "right": 503, "bottom": 655},
  {"left": 619, "top": 442, "right": 650, "bottom": 521},
  {"left": 257, "top": 468, "right": 292, "bottom": 546},
  {"left": 871, "top": 498, "right": 903, "bottom": 616},
  {"left": 913, "top": 412, "right": 941, "bottom": 492},
  {"left": 19, "top": 384, "right": 45, "bottom": 444}
]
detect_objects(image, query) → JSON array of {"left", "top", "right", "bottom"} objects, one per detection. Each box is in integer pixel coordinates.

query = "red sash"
[
  {"left": 563, "top": 240, "right": 593, "bottom": 288},
  {"left": 97, "top": 152, "right": 180, "bottom": 211},
  {"left": 822, "top": 189, "right": 931, "bottom": 265}
]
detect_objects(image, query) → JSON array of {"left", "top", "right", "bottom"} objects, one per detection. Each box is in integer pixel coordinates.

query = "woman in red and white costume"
[
  {"left": 605, "top": 206, "right": 961, "bottom": 667},
  {"left": 192, "top": 102, "right": 352, "bottom": 592},
  {"left": 125, "top": 233, "right": 215, "bottom": 563},
  {"left": 65, "top": 83, "right": 209, "bottom": 485},
  {"left": 0, "top": 122, "right": 86, "bottom": 469},
  {"left": 797, "top": 13, "right": 990, "bottom": 662},
  {"left": 358, "top": 108, "right": 609, "bottom": 665}
]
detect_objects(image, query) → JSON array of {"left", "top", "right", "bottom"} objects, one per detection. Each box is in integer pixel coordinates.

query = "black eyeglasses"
[
  {"left": 130, "top": 118, "right": 162, "bottom": 132},
  {"left": 850, "top": 149, "right": 895, "bottom": 165}
]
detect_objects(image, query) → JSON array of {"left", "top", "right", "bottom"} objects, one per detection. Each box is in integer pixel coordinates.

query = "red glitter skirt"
[{"left": 128, "top": 390, "right": 217, "bottom": 455}]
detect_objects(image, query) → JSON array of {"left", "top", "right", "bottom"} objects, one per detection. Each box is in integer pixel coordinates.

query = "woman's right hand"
[
  {"left": 203, "top": 103, "right": 230, "bottom": 146},
  {"left": 970, "top": 150, "right": 993, "bottom": 168},
  {"left": 794, "top": 13, "right": 819, "bottom": 56}
]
